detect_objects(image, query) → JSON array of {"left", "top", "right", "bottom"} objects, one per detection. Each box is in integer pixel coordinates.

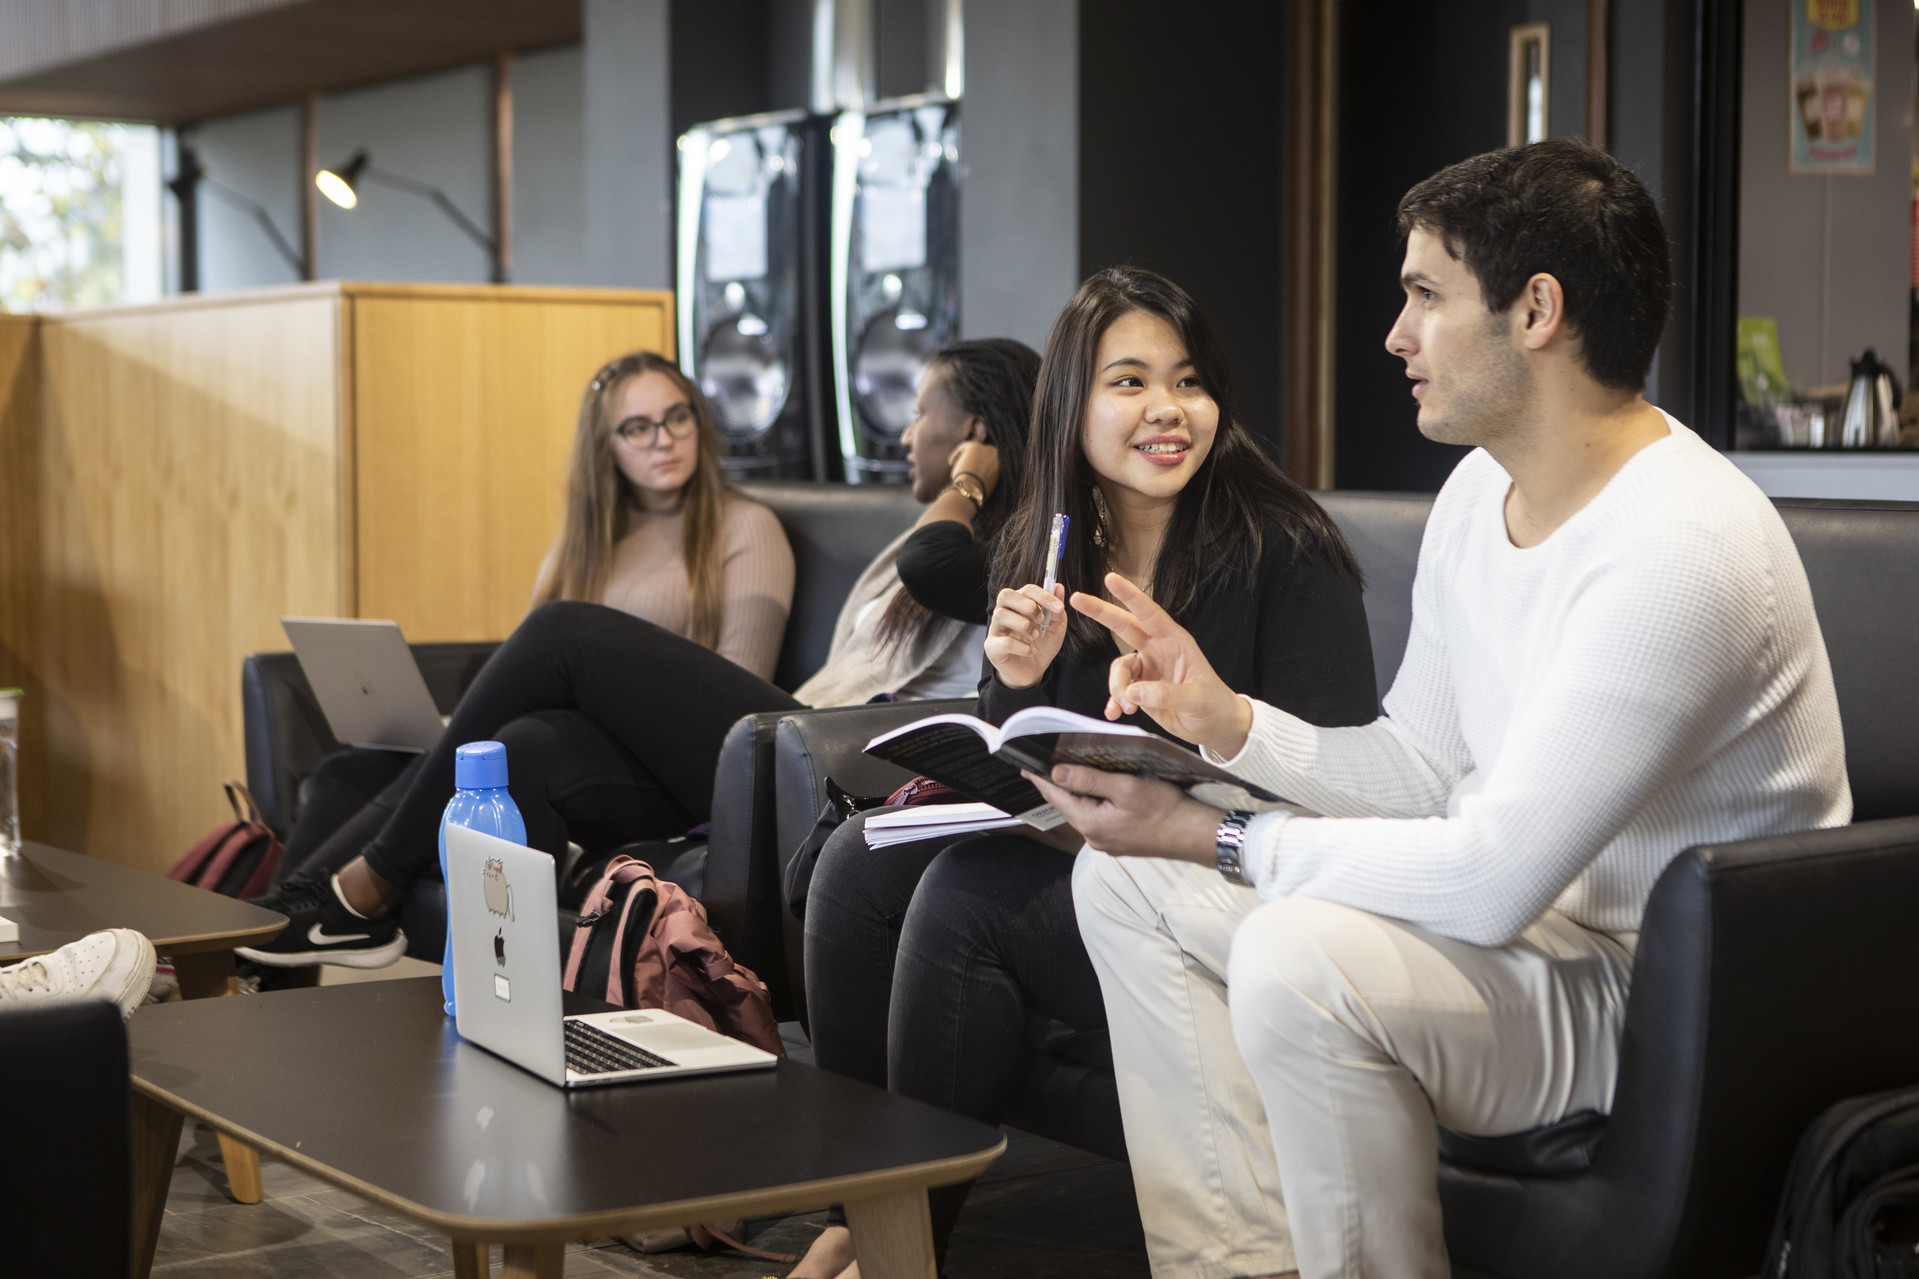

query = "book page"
[
  {"left": 999, "top": 704, "right": 1151, "bottom": 744},
  {"left": 865, "top": 721, "right": 1066, "bottom": 829}
]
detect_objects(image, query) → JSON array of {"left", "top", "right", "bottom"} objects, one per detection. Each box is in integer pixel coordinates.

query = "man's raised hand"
[{"left": 1069, "top": 572, "right": 1254, "bottom": 758}]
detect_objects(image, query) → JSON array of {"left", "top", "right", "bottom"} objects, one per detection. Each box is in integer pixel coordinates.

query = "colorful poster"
[{"left": 1791, "top": 0, "right": 1875, "bottom": 174}]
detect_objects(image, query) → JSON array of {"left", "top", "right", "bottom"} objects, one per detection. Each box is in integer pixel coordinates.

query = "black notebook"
[{"left": 864, "top": 705, "right": 1300, "bottom": 831}]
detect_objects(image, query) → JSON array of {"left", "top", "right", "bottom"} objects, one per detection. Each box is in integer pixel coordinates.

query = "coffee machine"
[
  {"left": 828, "top": 96, "right": 961, "bottom": 484},
  {"left": 676, "top": 110, "right": 833, "bottom": 480}
]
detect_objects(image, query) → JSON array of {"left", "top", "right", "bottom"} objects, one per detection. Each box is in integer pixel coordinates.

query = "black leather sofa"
[
  {"left": 761, "top": 492, "right": 1919, "bottom": 1276},
  {"left": 243, "top": 485, "right": 1919, "bottom": 1276},
  {"left": 240, "top": 481, "right": 927, "bottom": 964}
]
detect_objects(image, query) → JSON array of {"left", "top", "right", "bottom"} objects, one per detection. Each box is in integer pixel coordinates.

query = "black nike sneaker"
[{"left": 235, "top": 877, "right": 408, "bottom": 969}]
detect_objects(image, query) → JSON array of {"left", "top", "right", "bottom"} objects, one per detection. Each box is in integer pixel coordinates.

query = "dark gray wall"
[
  {"left": 315, "top": 63, "right": 495, "bottom": 283},
  {"left": 1333, "top": 0, "right": 1711, "bottom": 491},
  {"left": 1077, "top": 0, "right": 1287, "bottom": 452},
  {"left": 958, "top": 0, "right": 1077, "bottom": 353},
  {"left": 512, "top": 45, "right": 591, "bottom": 287},
  {"left": 195, "top": 102, "right": 303, "bottom": 290},
  {"left": 670, "top": 0, "right": 770, "bottom": 138},
  {"left": 584, "top": 0, "right": 672, "bottom": 288}
]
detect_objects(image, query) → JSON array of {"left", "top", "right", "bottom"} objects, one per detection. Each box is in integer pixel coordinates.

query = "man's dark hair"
[{"left": 1395, "top": 139, "right": 1671, "bottom": 391}]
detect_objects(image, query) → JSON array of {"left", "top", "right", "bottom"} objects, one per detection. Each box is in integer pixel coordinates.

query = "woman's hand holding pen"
[
  {"left": 986, "top": 582, "right": 1068, "bottom": 689},
  {"left": 1071, "top": 572, "right": 1253, "bottom": 758}
]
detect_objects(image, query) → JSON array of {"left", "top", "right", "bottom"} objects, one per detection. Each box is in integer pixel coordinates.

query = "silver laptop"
[
  {"left": 281, "top": 617, "right": 450, "bottom": 752},
  {"left": 443, "top": 824, "right": 778, "bottom": 1087}
]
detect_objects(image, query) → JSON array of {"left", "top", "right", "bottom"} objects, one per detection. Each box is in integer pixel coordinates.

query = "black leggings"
[
  {"left": 804, "top": 809, "right": 1105, "bottom": 1255},
  {"left": 281, "top": 710, "right": 696, "bottom": 885},
  {"left": 298, "top": 600, "right": 802, "bottom": 891}
]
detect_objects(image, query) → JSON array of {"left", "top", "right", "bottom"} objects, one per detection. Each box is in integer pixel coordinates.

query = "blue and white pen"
[{"left": 1039, "top": 513, "right": 1069, "bottom": 638}]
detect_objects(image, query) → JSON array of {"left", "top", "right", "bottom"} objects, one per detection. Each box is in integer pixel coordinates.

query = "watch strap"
[{"left": 1215, "top": 809, "right": 1256, "bottom": 887}]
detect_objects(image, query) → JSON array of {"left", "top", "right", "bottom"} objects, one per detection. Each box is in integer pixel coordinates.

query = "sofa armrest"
[
  {"left": 768, "top": 698, "right": 974, "bottom": 1019},
  {"left": 241, "top": 652, "right": 341, "bottom": 838},
  {"left": 1439, "top": 815, "right": 1919, "bottom": 1279},
  {"left": 771, "top": 699, "right": 975, "bottom": 867},
  {"left": 242, "top": 642, "right": 502, "bottom": 840},
  {"left": 703, "top": 709, "right": 803, "bottom": 1017}
]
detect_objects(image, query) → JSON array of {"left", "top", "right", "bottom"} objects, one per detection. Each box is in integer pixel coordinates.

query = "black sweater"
[
  {"left": 980, "top": 526, "right": 1380, "bottom": 740},
  {"left": 896, "top": 519, "right": 993, "bottom": 626}
]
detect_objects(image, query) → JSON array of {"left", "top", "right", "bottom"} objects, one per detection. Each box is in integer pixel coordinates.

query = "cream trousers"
[{"left": 1072, "top": 850, "right": 1635, "bottom": 1279}]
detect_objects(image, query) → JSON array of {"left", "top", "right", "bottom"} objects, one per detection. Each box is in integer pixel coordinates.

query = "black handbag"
[{"left": 1765, "top": 1085, "right": 1919, "bottom": 1278}]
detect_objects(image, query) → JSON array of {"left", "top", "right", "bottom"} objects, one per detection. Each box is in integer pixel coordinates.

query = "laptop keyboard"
[{"left": 564, "top": 1020, "right": 677, "bottom": 1076}]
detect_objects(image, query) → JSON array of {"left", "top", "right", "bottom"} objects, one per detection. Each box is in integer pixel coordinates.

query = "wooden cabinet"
[{"left": 0, "top": 283, "right": 671, "bottom": 874}]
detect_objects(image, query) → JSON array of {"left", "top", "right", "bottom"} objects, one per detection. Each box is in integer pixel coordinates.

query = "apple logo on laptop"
[{"left": 494, "top": 927, "right": 506, "bottom": 967}]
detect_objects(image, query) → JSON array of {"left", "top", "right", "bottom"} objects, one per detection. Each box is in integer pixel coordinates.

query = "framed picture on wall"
[
  {"left": 1790, "top": 0, "right": 1874, "bottom": 174},
  {"left": 1508, "top": 23, "right": 1551, "bottom": 147}
]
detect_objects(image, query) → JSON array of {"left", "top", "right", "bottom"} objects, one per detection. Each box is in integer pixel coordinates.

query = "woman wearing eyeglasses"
[
  {"left": 243, "top": 341, "right": 1042, "bottom": 971},
  {"left": 532, "top": 350, "right": 794, "bottom": 680}
]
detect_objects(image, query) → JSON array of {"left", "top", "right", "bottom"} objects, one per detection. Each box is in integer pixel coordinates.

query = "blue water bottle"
[{"left": 438, "top": 741, "right": 527, "bottom": 1016}]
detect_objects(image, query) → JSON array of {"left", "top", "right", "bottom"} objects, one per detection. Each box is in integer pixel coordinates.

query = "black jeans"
[
  {"left": 283, "top": 710, "right": 695, "bottom": 885},
  {"left": 804, "top": 809, "right": 1105, "bottom": 1254},
  {"left": 301, "top": 600, "right": 800, "bottom": 891}
]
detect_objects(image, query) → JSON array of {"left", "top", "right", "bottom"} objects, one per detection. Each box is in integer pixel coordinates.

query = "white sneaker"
[{"left": 0, "top": 928, "right": 157, "bottom": 1020}]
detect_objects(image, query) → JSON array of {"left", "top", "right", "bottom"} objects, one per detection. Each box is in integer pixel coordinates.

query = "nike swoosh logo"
[{"left": 309, "top": 922, "right": 373, "bottom": 945}]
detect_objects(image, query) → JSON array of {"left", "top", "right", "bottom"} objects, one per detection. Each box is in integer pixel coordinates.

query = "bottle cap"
[{"left": 453, "top": 740, "right": 509, "bottom": 790}]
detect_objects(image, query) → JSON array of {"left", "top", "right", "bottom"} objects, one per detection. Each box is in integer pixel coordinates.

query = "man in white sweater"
[{"left": 1024, "top": 141, "right": 1850, "bottom": 1279}]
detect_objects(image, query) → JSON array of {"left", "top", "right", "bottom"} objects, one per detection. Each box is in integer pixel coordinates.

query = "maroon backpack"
[
  {"left": 168, "top": 781, "right": 282, "bottom": 900},
  {"left": 562, "top": 855, "right": 783, "bottom": 1057}
]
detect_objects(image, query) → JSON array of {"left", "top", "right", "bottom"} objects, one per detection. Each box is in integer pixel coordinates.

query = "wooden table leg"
[
  {"left": 170, "top": 949, "right": 264, "bottom": 1205},
  {"left": 500, "top": 1241, "right": 564, "bottom": 1278},
  {"left": 130, "top": 1089, "right": 184, "bottom": 1279},
  {"left": 844, "top": 1189, "right": 938, "bottom": 1279},
  {"left": 451, "top": 1240, "right": 490, "bottom": 1278}
]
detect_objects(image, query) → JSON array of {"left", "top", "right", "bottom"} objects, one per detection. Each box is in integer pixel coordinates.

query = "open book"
[{"left": 864, "top": 705, "right": 1299, "bottom": 831}]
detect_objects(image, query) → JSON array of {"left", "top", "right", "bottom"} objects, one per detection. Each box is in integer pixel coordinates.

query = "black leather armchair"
[
  {"left": 241, "top": 642, "right": 500, "bottom": 840},
  {"left": 1442, "top": 817, "right": 1919, "bottom": 1279},
  {"left": 242, "top": 642, "right": 501, "bottom": 962},
  {"left": 0, "top": 999, "right": 131, "bottom": 1277}
]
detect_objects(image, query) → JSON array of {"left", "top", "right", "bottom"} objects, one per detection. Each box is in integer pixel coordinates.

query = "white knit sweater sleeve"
[
  {"left": 1232, "top": 518, "right": 1777, "bottom": 947},
  {"left": 1210, "top": 539, "right": 1472, "bottom": 820}
]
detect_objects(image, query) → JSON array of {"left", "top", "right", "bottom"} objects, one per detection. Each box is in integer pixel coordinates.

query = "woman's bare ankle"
[
  {"left": 336, "top": 858, "right": 401, "bottom": 917},
  {"left": 786, "top": 1224, "right": 854, "bottom": 1279}
]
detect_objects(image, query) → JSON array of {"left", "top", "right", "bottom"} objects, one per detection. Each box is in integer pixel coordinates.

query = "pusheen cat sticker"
[{"left": 482, "top": 857, "right": 514, "bottom": 921}]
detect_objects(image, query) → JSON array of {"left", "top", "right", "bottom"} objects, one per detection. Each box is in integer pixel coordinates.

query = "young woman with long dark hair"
[
  {"left": 244, "top": 340, "right": 1041, "bottom": 970},
  {"left": 791, "top": 267, "right": 1380, "bottom": 1279}
]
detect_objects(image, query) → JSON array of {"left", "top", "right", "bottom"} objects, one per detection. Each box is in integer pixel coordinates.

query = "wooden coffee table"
[
  {"left": 1, "top": 841, "right": 287, "bottom": 1202},
  {"left": 128, "top": 977, "right": 1006, "bottom": 1278}
]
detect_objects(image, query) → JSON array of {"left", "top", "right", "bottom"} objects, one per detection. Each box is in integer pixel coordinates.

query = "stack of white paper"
[
  {"left": 0, "top": 913, "right": 17, "bottom": 944},
  {"left": 863, "top": 802, "right": 1023, "bottom": 848}
]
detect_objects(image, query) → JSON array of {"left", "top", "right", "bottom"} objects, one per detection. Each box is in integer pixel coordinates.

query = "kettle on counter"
[{"left": 1838, "top": 348, "right": 1902, "bottom": 448}]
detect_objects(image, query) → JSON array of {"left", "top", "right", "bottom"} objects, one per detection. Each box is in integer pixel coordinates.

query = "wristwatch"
[{"left": 1215, "top": 809, "right": 1256, "bottom": 887}]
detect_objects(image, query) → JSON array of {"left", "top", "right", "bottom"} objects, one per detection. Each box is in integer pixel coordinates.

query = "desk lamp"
[{"left": 316, "top": 150, "right": 504, "bottom": 283}]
